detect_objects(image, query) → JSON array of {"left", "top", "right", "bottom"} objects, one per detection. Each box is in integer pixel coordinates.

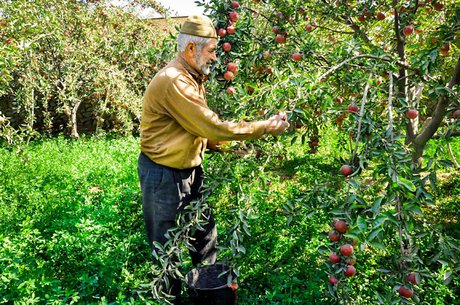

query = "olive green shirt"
[{"left": 140, "top": 56, "right": 266, "bottom": 169}]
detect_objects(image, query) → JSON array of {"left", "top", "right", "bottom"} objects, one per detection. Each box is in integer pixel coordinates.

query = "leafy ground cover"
[{"left": 0, "top": 134, "right": 458, "bottom": 304}]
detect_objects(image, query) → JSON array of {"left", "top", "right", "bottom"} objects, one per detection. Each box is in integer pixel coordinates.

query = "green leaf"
[
  {"left": 357, "top": 216, "right": 367, "bottom": 233},
  {"left": 372, "top": 217, "right": 386, "bottom": 228},
  {"left": 376, "top": 268, "right": 392, "bottom": 273},
  {"left": 367, "top": 228, "right": 383, "bottom": 241},
  {"left": 398, "top": 176, "right": 416, "bottom": 192},
  {"left": 371, "top": 196, "right": 384, "bottom": 215},
  {"left": 444, "top": 271, "right": 453, "bottom": 285},
  {"left": 368, "top": 241, "right": 385, "bottom": 251}
]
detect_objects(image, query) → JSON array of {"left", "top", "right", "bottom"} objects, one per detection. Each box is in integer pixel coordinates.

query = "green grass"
[{"left": 0, "top": 134, "right": 459, "bottom": 304}]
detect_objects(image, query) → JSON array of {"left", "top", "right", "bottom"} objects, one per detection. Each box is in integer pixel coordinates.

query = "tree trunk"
[{"left": 70, "top": 101, "right": 81, "bottom": 138}]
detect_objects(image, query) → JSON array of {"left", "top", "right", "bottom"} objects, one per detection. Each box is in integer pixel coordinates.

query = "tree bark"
[{"left": 412, "top": 56, "right": 460, "bottom": 165}]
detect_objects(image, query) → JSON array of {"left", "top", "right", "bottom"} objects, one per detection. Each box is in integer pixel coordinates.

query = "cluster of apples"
[
  {"left": 397, "top": 272, "right": 419, "bottom": 299},
  {"left": 327, "top": 219, "right": 358, "bottom": 286},
  {"left": 271, "top": 11, "right": 303, "bottom": 62},
  {"left": 219, "top": 1, "right": 241, "bottom": 95}
]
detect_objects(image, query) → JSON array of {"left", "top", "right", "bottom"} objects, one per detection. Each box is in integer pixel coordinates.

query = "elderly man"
[{"left": 138, "top": 15, "right": 289, "bottom": 302}]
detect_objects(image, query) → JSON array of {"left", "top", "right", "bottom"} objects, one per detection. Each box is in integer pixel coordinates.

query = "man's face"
[{"left": 194, "top": 38, "right": 217, "bottom": 75}]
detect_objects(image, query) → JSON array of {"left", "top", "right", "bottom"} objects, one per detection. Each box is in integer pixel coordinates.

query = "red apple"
[
  {"left": 403, "top": 26, "right": 414, "bottom": 36},
  {"left": 406, "top": 109, "right": 418, "bottom": 119},
  {"left": 340, "top": 164, "right": 353, "bottom": 177},
  {"left": 218, "top": 28, "right": 227, "bottom": 38},
  {"left": 357, "top": 15, "right": 366, "bottom": 22},
  {"left": 292, "top": 52, "right": 302, "bottom": 61},
  {"left": 329, "top": 275, "right": 339, "bottom": 285},
  {"left": 453, "top": 109, "right": 460, "bottom": 118},
  {"left": 229, "top": 11, "right": 239, "bottom": 22},
  {"left": 406, "top": 272, "right": 418, "bottom": 285},
  {"left": 230, "top": 1, "right": 240, "bottom": 9},
  {"left": 329, "top": 252, "right": 341, "bottom": 263},
  {"left": 328, "top": 229, "right": 341, "bottom": 242},
  {"left": 227, "top": 26, "right": 236, "bottom": 35},
  {"left": 340, "top": 244, "right": 353, "bottom": 256},
  {"left": 440, "top": 43, "right": 450, "bottom": 56},
  {"left": 346, "top": 258, "right": 356, "bottom": 265},
  {"left": 224, "top": 71, "right": 235, "bottom": 81},
  {"left": 227, "top": 62, "right": 238, "bottom": 73},
  {"left": 376, "top": 12, "right": 386, "bottom": 20},
  {"left": 305, "top": 24, "right": 313, "bottom": 32},
  {"left": 223, "top": 42, "right": 232, "bottom": 52},
  {"left": 226, "top": 87, "right": 236, "bottom": 95},
  {"left": 363, "top": 7, "right": 371, "bottom": 16},
  {"left": 333, "top": 219, "right": 348, "bottom": 233},
  {"left": 344, "top": 265, "right": 356, "bottom": 277},
  {"left": 275, "top": 34, "right": 286, "bottom": 44},
  {"left": 398, "top": 285, "right": 414, "bottom": 298},
  {"left": 272, "top": 26, "right": 279, "bottom": 34},
  {"left": 434, "top": 2, "right": 444, "bottom": 10},
  {"left": 348, "top": 104, "right": 358, "bottom": 113}
]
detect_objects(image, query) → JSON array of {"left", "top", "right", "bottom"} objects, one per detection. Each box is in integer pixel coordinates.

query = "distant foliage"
[{"left": 0, "top": 0, "right": 176, "bottom": 140}]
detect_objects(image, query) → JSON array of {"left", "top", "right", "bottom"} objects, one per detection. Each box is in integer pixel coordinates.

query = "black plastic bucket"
[{"left": 186, "top": 263, "right": 238, "bottom": 305}]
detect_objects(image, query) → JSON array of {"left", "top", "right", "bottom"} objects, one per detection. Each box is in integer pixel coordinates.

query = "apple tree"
[{"left": 200, "top": 0, "right": 459, "bottom": 303}]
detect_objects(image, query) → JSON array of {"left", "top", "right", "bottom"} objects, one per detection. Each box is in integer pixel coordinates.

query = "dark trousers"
[{"left": 137, "top": 152, "right": 217, "bottom": 299}]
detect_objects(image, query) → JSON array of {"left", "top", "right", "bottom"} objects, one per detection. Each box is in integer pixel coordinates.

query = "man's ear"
[{"left": 185, "top": 42, "right": 196, "bottom": 56}]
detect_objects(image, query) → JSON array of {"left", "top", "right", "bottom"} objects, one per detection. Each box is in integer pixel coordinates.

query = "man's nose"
[{"left": 210, "top": 52, "right": 217, "bottom": 62}]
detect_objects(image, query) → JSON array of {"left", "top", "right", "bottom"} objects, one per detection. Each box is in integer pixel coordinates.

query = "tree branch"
[
  {"left": 316, "top": 54, "right": 416, "bottom": 84},
  {"left": 313, "top": 24, "right": 354, "bottom": 35}
]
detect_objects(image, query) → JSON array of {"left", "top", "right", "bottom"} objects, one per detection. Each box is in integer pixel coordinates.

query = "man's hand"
[{"left": 265, "top": 112, "right": 290, "bottom": 136}]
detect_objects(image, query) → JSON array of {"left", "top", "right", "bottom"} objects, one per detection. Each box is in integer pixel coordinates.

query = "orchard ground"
[{"left": 0, "top": 132, "right": 458, "bottom": 304}]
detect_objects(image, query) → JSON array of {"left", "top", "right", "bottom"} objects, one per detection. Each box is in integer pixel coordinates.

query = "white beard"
[
  {"left": 195, "top": 53, "right": 211, "bottom": 75},
  {"left": 201, "top": 64, "right": 211, "bottom": 75}
]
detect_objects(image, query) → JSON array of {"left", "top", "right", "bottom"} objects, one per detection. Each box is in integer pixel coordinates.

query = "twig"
[
  {"left": 388, "top": 72, "right": 395, "bottom": 143},
  {"left": 352, "top": 73, "right": 372, "bottom": 159}
]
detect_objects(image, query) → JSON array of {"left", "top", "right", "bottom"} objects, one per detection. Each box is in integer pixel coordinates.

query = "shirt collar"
[{"left": 176, "top": 55, "right": 206, "bottom": 84}]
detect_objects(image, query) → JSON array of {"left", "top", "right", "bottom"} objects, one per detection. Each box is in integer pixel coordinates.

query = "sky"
[
  {"left": 109, "top": 0, "right": 207, "bottom": 18},
  {"left": 155, "top": 0, "right": 206, "bottom": 17}
]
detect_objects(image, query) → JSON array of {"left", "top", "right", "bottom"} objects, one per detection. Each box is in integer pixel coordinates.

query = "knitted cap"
[{"left": 179, "top": 15, "right": 217, "bottom": 38}]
